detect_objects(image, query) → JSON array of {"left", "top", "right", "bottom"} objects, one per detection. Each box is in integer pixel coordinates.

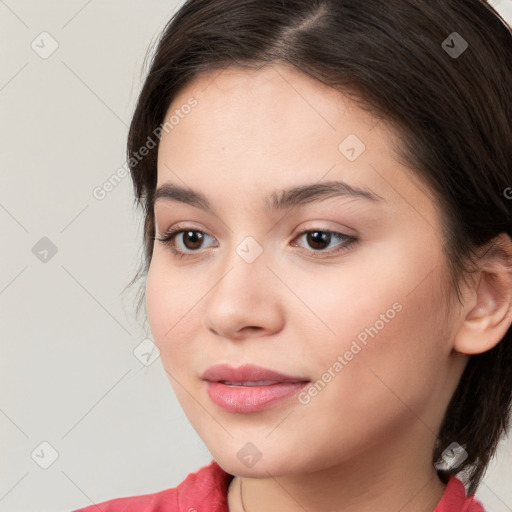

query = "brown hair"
[{"left": 125, "top": 0, "right": 512, "bottom": 494}]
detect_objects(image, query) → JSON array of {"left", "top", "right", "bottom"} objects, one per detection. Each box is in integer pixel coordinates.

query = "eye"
[
  {"left": 155, "top": 226, "right": 358, "bottom": 259},
  {"left": 291, "top": 229, "right": 358, "bottom": 257},
  {"left": 156, "top": 226, "right": 216, "bottom": 259}
]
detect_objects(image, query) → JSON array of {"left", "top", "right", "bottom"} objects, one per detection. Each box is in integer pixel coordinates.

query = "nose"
[{"left": 202, "top": 247, "right": 285, "bottom": 340}]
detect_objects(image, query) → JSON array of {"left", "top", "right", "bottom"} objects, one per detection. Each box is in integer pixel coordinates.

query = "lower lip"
[{"left": 205, "top": 381, "right": 309, "bottom": 413}]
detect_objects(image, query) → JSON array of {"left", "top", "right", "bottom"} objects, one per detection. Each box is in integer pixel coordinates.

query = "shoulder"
[
  {"left": 434, "top": 476, "right": 486, "bottom": 512},
  {"left": 72, "top": 460, "right": 234, "bottom": 512}
]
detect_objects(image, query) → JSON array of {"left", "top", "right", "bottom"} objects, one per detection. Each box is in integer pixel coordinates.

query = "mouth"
[{"left": 201, "top": 364, "right": 310, "bottom": 413}]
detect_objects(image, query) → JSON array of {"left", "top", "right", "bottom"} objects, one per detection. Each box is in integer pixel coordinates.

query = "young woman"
[{"left": 73, "top": 0, "right": 512, "bottom": 510}]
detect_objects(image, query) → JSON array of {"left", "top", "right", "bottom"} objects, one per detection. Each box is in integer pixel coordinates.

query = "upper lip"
[{"left": 201, "top": 364, "right": 310, "bottom": 383}]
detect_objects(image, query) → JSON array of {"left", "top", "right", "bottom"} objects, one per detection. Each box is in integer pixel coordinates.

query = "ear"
[{"left": 453, "top": 233, "right": 512, "bottom": 355}]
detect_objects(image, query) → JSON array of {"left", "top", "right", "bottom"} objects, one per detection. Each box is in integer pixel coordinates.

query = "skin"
[{"left": 146, "top": 63, "right": 512, "bottom": 512}]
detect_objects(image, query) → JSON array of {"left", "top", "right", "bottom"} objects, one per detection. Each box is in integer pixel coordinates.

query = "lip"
[
  {"left": 201, "top": 363, "right": 308, "bottom": 383},
  {"left": 202, "top": 364, "right": 310, "bottom": 413}
]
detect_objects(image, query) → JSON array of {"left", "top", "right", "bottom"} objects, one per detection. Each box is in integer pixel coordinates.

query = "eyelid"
[
  {"left": 156, "top": 223, "right": 215, "bottom": 246},
  {"left": 291, "top": 220, "right": 357, "bottom": 238}
]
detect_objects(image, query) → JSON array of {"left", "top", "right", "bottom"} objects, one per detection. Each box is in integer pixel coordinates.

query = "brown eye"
[
  {"left": 305, "top": 231, "right": 332, "bottom": 250},
  {"left": 292, "top": 229, "right": 357, "bottom": 256},
  {"left": 179, "top": 230, "right": 205, "bottom": 250},
  {"left": 156, "top": 227, "right": 215, "bottom": 258}
]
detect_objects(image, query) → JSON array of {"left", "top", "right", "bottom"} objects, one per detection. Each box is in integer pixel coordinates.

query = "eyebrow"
[{"left": 153, "top": 180, "right": 384, "bottom": 214}]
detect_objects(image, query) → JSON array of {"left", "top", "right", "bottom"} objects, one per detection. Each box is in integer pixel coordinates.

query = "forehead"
[
  {"left": 155, "top": 63, "right": 436, "bottom": 223},
  {"left": 158, "top": 65, "right": 395, "bottom": 170},
  {"left": 166, "top": 63, "right": 381, "bottom": 139},
  {"left": 174, "top": 64, "right": 352, "bottom": 111}
]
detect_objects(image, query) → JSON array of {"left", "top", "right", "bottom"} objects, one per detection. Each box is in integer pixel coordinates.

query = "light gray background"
[{"left": 1, "top": 1, "right": 512, "bottom": 511}]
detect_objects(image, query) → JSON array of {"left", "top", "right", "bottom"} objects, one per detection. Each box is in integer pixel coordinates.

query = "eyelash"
[{"left": 155, "top": 225, "right": 359, "bottom": 260}]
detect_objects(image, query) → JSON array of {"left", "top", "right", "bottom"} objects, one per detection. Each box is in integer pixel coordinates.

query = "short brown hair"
[{"left": 125, "top": 0, "right": 512, "bottom": 493}]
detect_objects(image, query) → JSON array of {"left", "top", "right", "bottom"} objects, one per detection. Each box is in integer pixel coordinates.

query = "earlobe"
[{"left": 453, "top": 233, "right": 512, "bottom": 356}]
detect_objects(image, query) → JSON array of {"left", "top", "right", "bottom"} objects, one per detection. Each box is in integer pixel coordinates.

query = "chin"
[{"left": 208, "top": 440, "right": 309, "bottom": 479}]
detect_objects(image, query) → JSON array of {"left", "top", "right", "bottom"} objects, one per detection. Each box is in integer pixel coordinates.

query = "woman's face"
[{"left": 146, "top": 64, "right": 468, "bottom": 478}]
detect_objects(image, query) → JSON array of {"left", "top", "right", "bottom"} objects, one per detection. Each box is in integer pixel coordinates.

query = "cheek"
[
  {"left": 295, "top": 238, "right": 450, "bottom": 401},
  {"left": 145, "top": 255, "right": 204, "bottom": 366},
  {"left": 287, "top": 279, "right": 449, "bottom": 458}
]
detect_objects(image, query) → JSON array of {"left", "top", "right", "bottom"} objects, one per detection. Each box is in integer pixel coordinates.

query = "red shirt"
[{"left": 72, "top": 460, "right": 485, "bottom": 511}]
